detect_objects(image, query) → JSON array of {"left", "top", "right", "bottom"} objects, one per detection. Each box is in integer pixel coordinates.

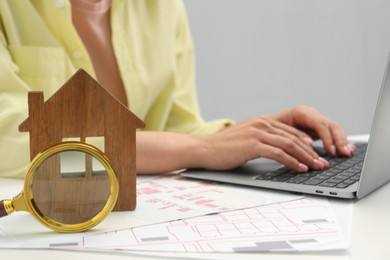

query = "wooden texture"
[
  {"left": 0, "top": 201, "right": 6, "bottom": 217},
  {"left": 31, "top": 152, "right": 111, "bottom": 224},
  {"left": 19, "top": 69, "right": 145, "bottom": 211}
]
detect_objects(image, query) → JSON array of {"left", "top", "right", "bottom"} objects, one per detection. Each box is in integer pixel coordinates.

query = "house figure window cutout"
[{"left": 19, "top": 69, "right": 145, "bottom": 211}]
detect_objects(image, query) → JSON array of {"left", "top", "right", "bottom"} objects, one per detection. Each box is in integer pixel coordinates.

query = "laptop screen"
[{"left": 357, "top": 51, "right": 390, "bottom": 198}]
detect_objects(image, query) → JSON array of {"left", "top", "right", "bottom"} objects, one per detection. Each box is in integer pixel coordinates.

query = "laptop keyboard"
[{"left": 254, "top": 143, "right": 367, "bottom": 189}]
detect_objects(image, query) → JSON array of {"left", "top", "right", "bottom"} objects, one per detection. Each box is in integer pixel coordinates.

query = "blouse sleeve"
[
  {"left": 0, "top": 27, "right": 31, "bottom": 178},
  {"left": 0, "top": 2, "right": 74, "bottom": 178},
  {"left": 164, "top": 0, "right": 234, "bottom": 135}
]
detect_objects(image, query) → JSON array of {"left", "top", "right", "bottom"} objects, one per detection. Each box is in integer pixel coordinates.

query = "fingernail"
[
  {"left": 318, "top": 157, "right": 329, "bottom": 167},
  {"left": 330, "top": 145, "right": 336, "bottom": 156},
  {"left": 298, "top": 163, "right": 309, "bottom": 172},
  {"left": 313, "top": 158, "right": 325, "bottom": 169},
  {"left": 343, "top": 145, "right": 352, "bottom": 157},
  {"left": 303, "top": 136, "right": 314, "bottom": 144},
  {"left": 348, "top": 143, "right": 356, "bottom": 154}
]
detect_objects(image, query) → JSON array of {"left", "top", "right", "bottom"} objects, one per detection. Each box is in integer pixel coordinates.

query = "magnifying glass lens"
[{"left": 31, "top": 150, "right": 111, "bottom": 225}]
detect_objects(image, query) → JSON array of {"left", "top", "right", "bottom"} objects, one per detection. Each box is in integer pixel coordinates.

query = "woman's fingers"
[
  {"left": 206, "top": 116, "right": 332, "bottom": 172},
  {"left": 269, "top": 106, "right": 355, "bottom": 157},
  {"left": 256, "top": 130, "right": 328, "bottom": 172}
]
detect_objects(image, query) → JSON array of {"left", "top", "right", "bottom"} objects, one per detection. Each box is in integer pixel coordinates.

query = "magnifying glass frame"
[{"left": 2, "top": 142, "right": 119, "bottom": 233}]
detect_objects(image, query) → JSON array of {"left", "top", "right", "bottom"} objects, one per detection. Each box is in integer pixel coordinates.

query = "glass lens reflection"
[{"left": 31, "top": 151, "right": 110, "bottom": 224}]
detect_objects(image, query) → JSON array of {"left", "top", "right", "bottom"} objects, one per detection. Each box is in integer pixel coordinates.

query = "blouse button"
[
  {"left": 72, "top": 51, "right": 82, "bottom": 59},
  {"left": 55, "top": 0, "right": 65, "bottom": 9}
]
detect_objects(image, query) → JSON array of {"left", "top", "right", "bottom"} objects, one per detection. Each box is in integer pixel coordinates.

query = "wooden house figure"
[{"left": 19, "top": 69, "right": 145, "bottom": 211}]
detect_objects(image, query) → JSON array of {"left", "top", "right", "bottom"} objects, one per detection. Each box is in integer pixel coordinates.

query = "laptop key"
[
  {"left": 343, "top": 179, "right": 358, "bottom": 185},
  {"left": 286, "top": 176, "right": 311, "bottom": 184},
  {"left": 302, "top": 178, "right": 325, "bottom": 186},
  {"left": 271, "top": 174, "right": 295, "bottom": 182},
  {"left": 254, "top": 175, "right": 273, "bottom": 181},
  {"left": 298, "top": 172, "right": 323, "bottom": 178},
  {"left": 319, "top": 180, "right": 340, "bottom": 187},
  {"left": 314, "top": 175, "right": 332, "bottom": 180},
  {"left": 321, "top": 171, "right": 339, "bottom": 177},
  {"left": 350, "top": 175, "right": 361, "bottom": 181},
  {"left": 335, "top": 183, "right": 350, "bottom": 188}
]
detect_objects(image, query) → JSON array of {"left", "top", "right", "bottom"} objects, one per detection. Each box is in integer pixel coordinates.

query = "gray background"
[{"left": 184, "top": 0, "right": 390, "bottom": 135}]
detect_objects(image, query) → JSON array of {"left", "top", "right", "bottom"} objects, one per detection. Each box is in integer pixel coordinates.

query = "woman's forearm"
[{"left": 136, "top": 131, "right": 207, "bottom": 174}]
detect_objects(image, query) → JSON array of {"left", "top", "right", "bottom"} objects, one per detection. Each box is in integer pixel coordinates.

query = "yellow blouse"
[{"left": 0, "top": 0, "right": 232, "bottom": 178}]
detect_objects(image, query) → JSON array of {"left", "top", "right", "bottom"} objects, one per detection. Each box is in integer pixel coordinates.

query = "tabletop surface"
[{"left": 0, "top": 135, "right": 389, "bottom": 260}]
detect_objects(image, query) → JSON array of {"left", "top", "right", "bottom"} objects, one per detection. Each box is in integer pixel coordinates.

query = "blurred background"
[{"left": 184, "top": 0, "right": 390, "bottom": 135}]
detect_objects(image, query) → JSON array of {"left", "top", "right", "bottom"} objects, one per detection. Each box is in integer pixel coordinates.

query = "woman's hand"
[
  {"left": 268, "top": 105, "right": 355, "bottom": 157},
  {"left": 197, "top": 115, "right": 330, "bottom": 172}
]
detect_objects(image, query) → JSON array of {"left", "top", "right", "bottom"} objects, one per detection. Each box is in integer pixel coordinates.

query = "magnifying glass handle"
[{"left": 0, "top": 200, "right": 14, "bottom": 217}]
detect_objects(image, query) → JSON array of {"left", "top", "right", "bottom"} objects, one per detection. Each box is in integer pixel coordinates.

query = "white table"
[{"left": 0, "top": 135, "right": 389, "bottom": 260}]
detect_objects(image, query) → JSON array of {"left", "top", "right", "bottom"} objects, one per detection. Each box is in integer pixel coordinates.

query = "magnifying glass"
[{"left": 0, "top": 142, "right": 118, "bottom": 233}]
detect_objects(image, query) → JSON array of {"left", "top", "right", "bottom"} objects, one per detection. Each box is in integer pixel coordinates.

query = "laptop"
[{"left": 181, "top": 52, "right": 390, "bottom": 199}]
